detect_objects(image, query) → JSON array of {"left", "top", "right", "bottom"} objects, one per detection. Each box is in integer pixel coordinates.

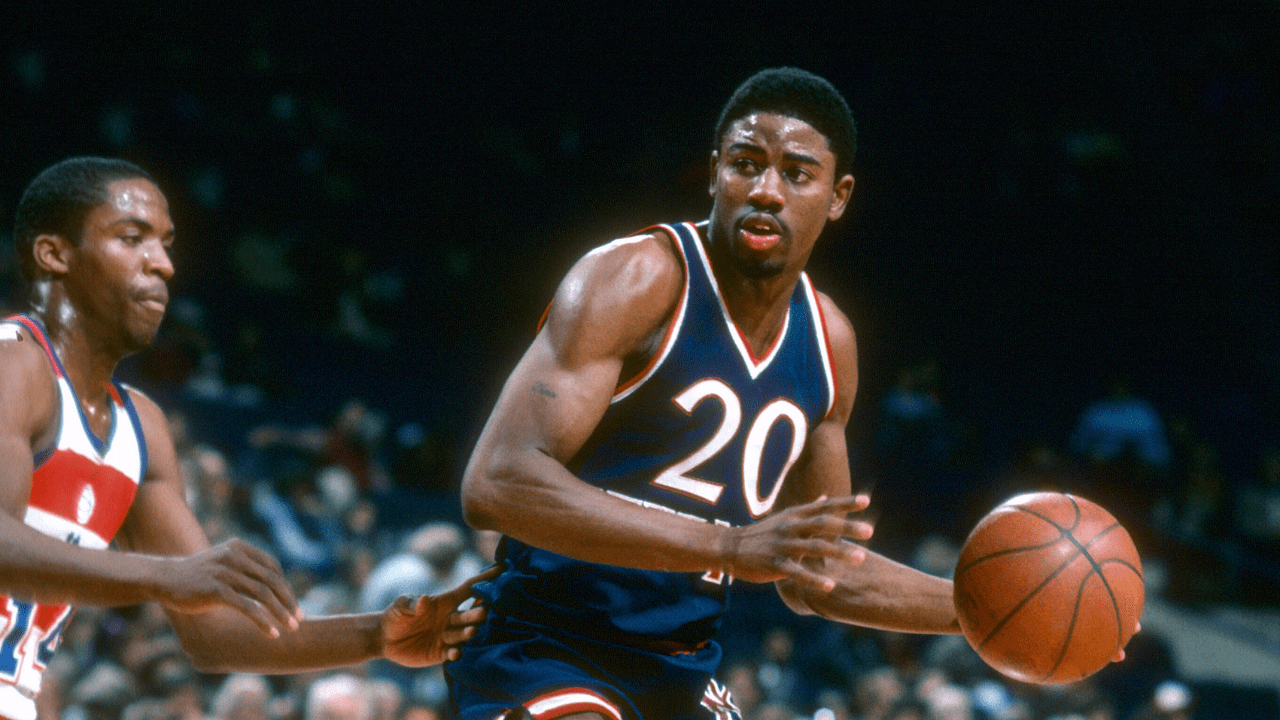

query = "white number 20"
[{"left": 652, "top": 379, "right": 807, "bottom": 518}]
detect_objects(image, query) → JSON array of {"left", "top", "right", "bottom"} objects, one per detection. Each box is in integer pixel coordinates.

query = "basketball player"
[
  {"left": 449, "top": 69, "right": 1134, "bottom": 720},
  {"left": 0, "top": 157, "right": 495, "bottom": 720}
]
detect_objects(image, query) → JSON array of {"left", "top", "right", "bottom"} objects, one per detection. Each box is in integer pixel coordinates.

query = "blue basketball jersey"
[
  {"left": 449, "top": 221, "right": 839, "bottom": 717},
  {"left": 469, "top": 220, "right": 837, "bottom": 643}
]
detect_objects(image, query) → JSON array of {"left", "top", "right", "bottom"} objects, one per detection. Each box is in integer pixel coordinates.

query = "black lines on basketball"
[{"left": 954, "top": 492, "right": 1145, "bottom": 684}]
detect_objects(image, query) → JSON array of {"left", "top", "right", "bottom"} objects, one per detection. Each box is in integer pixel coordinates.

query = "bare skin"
[{"left": 0, "top": 176, "right": 492, "bottom": 675}]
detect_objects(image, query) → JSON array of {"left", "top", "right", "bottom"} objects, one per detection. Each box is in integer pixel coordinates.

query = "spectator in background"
[
  {"left": 209, "top": 674, "right": 273, "bottom": 720},
  {"left": 870, "top": 359, "right": 975, "bottom": 551},
  {"left": 1069, "top": 375, "right": 1172, "bottom": 536},
  {"left": 1237, "top": 446, "right": 1280, "bottom": 557},
  {"left": 852, "top": 666, "right": 906, "bottom": 720},
  {"left": 305, "top": 674, "right": 373, "bottom": 720},
  {"left": 880, "top": 697, "right": 928, "bottom": 720},
  {"left": 1069, "top": 376, "right": 1171, "bottom": 475},
  {"left": 358, "top": 522, "right": 485, "bottom": 614},
  {"left": 1128, "top": 680, "right": 1194, "bottom": 720}
]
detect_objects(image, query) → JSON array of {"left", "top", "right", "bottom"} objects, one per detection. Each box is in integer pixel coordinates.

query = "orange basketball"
[{"left": 953, "top": 492, "right": 1144, "bottom": 684}]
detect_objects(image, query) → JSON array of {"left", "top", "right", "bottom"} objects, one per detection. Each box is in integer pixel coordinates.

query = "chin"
[{"left": 730, "top": 250, "right": 787, "bottom": 280}]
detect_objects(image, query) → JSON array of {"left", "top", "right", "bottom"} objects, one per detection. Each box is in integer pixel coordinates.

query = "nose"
[
  {"left": 747, "top": 167, "right": 785, "bottom": 212},
  {"left": 145, "top": 239, "right": 175, "bottom": 280}
]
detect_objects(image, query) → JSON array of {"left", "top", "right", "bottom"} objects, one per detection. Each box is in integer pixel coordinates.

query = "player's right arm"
[
  {"left": 0, "top": 329, "right": 295, "bottom": 637},
  {"left": 461, "top": 233, "right": 868, "bottom": 590}
]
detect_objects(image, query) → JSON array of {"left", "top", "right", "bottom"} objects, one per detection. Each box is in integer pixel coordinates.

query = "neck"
[
  {"left": 703, "top": 227, "right": 800, "bottom": 356},
  {"left": 31, "top": 294, "right": 125, "bottom": 402}
]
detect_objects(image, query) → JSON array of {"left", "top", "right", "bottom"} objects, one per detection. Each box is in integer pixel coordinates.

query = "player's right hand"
[
  {"left": 719, "top": 494, "right": 873, "bottom": 591},
  {"left": 152, "top": 538, "right": 303, "bottom": 638}
]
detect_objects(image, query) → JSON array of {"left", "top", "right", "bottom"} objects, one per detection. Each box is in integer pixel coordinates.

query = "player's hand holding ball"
[{"left": 953, "top": 492, "right": 1144, "bottom": 684}]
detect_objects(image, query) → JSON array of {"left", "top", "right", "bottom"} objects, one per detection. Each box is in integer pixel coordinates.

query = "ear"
[
  {"left": 708, "top": 151, "right": 719, "bottom": 198},
  {"left": 827, "top": 174, "right": 855, "bottom": 221},
  {"left": 32, "top": 234, "right": 73, "bottom": 276}
]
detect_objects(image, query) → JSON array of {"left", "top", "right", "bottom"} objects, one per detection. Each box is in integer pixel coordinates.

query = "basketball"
[{"left": 953, "top": 492, "right": 1144, "bottom": 685}]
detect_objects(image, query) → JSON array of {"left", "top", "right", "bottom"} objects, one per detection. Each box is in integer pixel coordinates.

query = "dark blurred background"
[{"left": 2, "top": 2, "right": 1278, "bottom": 718}]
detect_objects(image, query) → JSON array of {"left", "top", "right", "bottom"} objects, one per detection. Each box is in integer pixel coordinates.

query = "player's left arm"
[
  {"left": 115, "top": 388, "right": 489, "bottom": 673},
  {"left": 773, "top": 294, "right": 961, "bottom": 635}
]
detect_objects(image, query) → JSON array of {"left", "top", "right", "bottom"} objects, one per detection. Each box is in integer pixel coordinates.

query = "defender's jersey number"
[
  {"left": 0, "top": 599, "right": 71, "bottom": 682},
  {"left": 653, "top": 379, "right": 807, "bottom": 518}
]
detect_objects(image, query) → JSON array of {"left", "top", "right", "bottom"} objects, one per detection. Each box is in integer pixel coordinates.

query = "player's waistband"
[{"left": 491, "top": 608, "right": 713, "bottom": 657}]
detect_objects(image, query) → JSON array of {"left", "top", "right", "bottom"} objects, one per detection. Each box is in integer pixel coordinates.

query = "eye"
[
  {"left": 784, "top": 167, "right": 812, "bottom": 183},
  {"left": 732, "top": 158, "right": 759, "bottom": 174}
]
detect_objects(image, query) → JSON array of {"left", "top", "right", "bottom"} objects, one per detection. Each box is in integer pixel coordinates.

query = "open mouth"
[{"left": 739, "top": 216, "right": 783, "bottom": 251}]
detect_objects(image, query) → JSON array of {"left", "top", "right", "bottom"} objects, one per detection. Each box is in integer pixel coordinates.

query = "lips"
[
  {"left": 738, "top": 215, "right": 783, "bottom": 251},
  {"left": 136, "top": 289, "right": 169, "bottom": 313}
]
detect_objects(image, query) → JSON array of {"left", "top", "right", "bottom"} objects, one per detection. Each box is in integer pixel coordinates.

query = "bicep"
[
  {"left": 0, "top": 344, "right": 54, "bottom": 519},
  {"left": 779, "top": 417, "right": 854, "bottom": 506},
  {"left": 778, "top": 295, "right": 859, "bottom": 507},
  {"left": 472, "top": 237, "right": 680, "bottom": 467},
  {"left": 472, "top": 326, "right": 623, "bottom": 469},
  {"left": 115, "top": 394, "right": 208, "bottom": 557}
]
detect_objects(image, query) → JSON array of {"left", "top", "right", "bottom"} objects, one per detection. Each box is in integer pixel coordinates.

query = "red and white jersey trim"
[
  {"left": 612, "top": 225, "right": 691, "bottom": 404},
  {"left": 509, "top": 688, "right": 625, "bottom": 720},
  {"left": 799, "top": 273, "right": 838, "bottom": 418}
]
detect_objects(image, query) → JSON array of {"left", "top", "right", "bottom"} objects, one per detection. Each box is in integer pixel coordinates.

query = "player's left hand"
[
  {"left": 379, "top": 564, "right": 502, "bottom": 667},
  {"left": 1111, "top": 621, "right": 1141, "bottom": 663}
]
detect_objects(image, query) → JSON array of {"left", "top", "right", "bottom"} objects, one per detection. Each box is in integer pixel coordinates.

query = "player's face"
[
  {"left": 709, "top": 113, "right": 853, "bottom": 280},
  {"left": 64, "top": 178, "right": 175, "bottom": 353}
]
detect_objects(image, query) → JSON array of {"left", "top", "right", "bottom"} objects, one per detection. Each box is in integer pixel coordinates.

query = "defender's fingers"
[
  {"left": 231, "top": 546, "right": 303, "bottom": 625},
  {"left": 217, "top": 589, "right": 282, "bottom": 638},
  {"left": 226, "top": 574, "right": 299, "bottom": 633},
  {"left": 439, "top": 624, "right": 481, "bottom": 647},
  {"left": 448, "top": 605, "right": 488, "bottom": 628}
]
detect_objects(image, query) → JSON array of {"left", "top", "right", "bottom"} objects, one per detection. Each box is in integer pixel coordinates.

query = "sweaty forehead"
[
  {"left": 107, "top": 178, "right": 167, "bottom": 213},
  {"left": 723, "top": 113, "right": 833, "bottom": 158},
  {"left": 94, "top": 178, "right": 173, "bottom": 231}
]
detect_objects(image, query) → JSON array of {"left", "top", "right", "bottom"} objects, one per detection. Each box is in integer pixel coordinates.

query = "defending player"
[
  {"left": 447, "top": 68, "right": 960, "bottom": 720},
  {"left": 0, "top": 157, "right": 495, "bottom": 720}
]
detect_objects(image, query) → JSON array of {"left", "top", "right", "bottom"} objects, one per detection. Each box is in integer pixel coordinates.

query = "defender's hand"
[
  {"left": 720, "top": 494, "right": 872, "bottom": 591},
  {"left": 380, "top": 565, "right": 503, "bottom": 667},
  {"left": 156, "top": 538, "right": 302, "bottom": 638}
]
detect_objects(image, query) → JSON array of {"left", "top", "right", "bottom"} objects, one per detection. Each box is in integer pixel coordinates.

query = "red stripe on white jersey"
[{"left": 27, "top": 451, "right": 138, "bottom": 542}]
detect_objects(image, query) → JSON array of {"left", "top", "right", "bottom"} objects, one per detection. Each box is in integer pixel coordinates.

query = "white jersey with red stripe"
[{"left": 0, "top": 315, "right": 147, "bottom": 720}]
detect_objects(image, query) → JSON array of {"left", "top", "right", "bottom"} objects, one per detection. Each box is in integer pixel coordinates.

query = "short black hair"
[
  {"left": 713, "top": 67, "right": 857, "bottom": 179},
  {"left": 13, "top": 156, "right": 156, "bottom": 283}
]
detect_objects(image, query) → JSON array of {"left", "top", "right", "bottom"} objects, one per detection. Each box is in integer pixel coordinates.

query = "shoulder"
[
  {"left": 545, "top": 231, "right": 685, "bottom": 358},
  {"left": 120, "top": 384, "right": 175, "bottom": 448},
  {"left": 810, "top": 288, "right": 856, "bottom": 364},
  {"left": 0, "top": 321, "right": 59, "bottom": 440},
  {"left": 809, "top": 287, "right": 859, "bottom": 413}
]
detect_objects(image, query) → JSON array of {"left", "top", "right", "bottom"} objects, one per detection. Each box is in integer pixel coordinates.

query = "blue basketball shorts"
[{"left": 445, "top": 614, "right": 742, "bottom": 720}]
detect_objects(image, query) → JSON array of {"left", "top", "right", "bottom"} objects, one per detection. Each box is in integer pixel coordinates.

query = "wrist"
[{"left": 713, "top": 524, "right": 739, "bottom": 579}]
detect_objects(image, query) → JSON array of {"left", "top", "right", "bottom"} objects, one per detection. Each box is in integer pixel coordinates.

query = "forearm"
[
  {"left": 168, "top": 608, "right": 383, "bottom": 674},
  {"left": 779, "top": 550, "right": 961, "bottom": 635},
  {"left": 0, "top": 517, "right": 170, "bottom": 607},
  {"left": 463, "top": 448, "right": 726, "bottom": 575}
]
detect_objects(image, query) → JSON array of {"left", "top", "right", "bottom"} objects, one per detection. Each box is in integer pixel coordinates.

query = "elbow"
[
  {"left": 775, "top": 579, "right": 819, "bottom": 617},
  {"left": 460, "top": 457, "right": 516, "bottom": 532}
]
